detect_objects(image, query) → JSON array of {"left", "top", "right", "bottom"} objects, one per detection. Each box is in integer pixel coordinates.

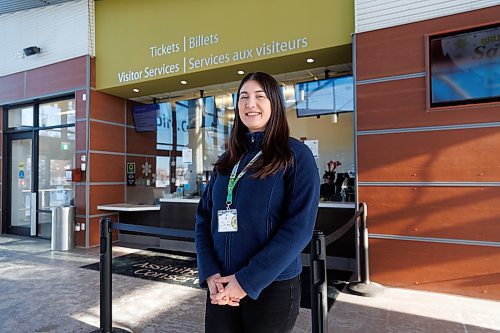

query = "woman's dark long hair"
[{"left": 215, "top": 72, "right": 293, "bottom": 179}]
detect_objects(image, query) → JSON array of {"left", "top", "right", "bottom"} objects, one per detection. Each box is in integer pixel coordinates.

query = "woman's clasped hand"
[{"left": 207, "top": 273, "right": 247, "bottom": 306}]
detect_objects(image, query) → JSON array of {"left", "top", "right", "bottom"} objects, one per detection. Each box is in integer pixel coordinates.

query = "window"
[
  {"left": 149, "top": 67, "right": 354, "bottom": 203},
  {"left": 8, "top": 106, "right": 34, "bottom": 129},
  {"left": 39, "top": 99, "right": 76, "bottom": 127},
  {"left": 429, "top": 24, "right": 500, "bottom": 108}
]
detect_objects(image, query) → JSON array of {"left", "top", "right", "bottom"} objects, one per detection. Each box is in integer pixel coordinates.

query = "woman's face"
[{"left": 238, "top": 80, "right": 272, "bottom": 133}]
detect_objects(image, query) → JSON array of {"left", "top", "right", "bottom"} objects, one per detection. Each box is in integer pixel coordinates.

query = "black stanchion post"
[
  {"left": 91, "top": 218, "right": 131, "bottom": 333},
  {"left": 310, "top": 230, "right": 328, "bottom": 333},
  {"left": 360, "top": 203, "right": 370, "bottom": 284},
  {"left": 347, "top": 203, "right": 383, "bottom": 297},
  {"left": 101, "top": 217, "right": 112, "bottom": 332}
]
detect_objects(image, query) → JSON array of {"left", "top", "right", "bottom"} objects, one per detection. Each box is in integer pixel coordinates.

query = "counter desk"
[{"left": 98, "top": 198, "right": 357, "bottom": 269}]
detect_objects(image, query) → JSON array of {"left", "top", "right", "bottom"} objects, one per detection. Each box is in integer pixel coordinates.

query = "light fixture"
[
  {"left": 132, "top": 88, "right": 140, "bottom": 93},
  {"left": 306, "top": 58, "right": 315, "bottom": 63},
  {"left": 237, "top": 70, "right": 245, "bottom": 75},
  {"left": 332, "top": 113, "right": 338, "bottom": 124},
  {"left": 23, "top": 46, "right": 41, "bottom": 56},
  {"left": 180, "top": 80, "right": 187, "bottom": 85}
]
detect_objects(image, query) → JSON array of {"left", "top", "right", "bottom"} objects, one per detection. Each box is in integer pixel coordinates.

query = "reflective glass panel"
[
  {"left": 38, "top": 128, "right": 75, "bottom": 238},
  {"left": 10, "top": 139, "right": 32, "bottom": 229},
  {"left": 39, "top": 99, "right": 76, "bottom": 127},
  {"left": 8, "top": 106, "right": 34, "bottom": 129}
]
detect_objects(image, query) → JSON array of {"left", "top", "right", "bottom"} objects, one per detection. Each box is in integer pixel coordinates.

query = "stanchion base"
[
  {"left": 347, "top": 281, "right": 384, "bottom": 297},
  {"left": 90, "top": 327, "right": 133, "bottom": 333}
]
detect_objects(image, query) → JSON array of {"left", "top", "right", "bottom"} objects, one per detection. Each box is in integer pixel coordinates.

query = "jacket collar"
[{"left": 245, "top": 131, "right": 264, "bottom": 150}]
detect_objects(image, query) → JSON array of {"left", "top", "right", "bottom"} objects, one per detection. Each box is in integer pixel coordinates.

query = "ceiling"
[
  {"left": 0, "top": 0, "right": 76, "bottom": 15},
  {"left": 129, "top": 63, "right": 352, "bottom": 105}
]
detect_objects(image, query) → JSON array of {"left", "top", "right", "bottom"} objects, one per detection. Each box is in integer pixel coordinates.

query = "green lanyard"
[{"left": 226, "top": 151, "right": 263, "bottom": 209}]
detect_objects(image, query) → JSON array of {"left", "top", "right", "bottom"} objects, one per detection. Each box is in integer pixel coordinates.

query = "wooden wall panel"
[
  {"left": 357, "top": 78, "right": 500, "bottom": 131},
  {"left": 89, "top": 185, "right": 124, "bottom": 215},
  {"left": 126, "top": 128, "right": 157, "bottom": 156},
  {"left": 74, "top": 184, "right": 86, "bottom": 216},
  {"left": 89, "top": 216, "right": 99, "bottom": 247},
  {"left": 25, "top": 57, "right": 87, "bottom": 98},
  {"left": 75, "top": 90, "right": 87, "bottom": 119},
  {"left": 356, "top": 6, "right": 500, "bottom": 80},
  {"left": 0, "top": 72, "right": 24, "bottom": 104},
  {"left": 358, "top": 128, "right": 500, "bottom": 182},
  {"left": 354, "top": 6, "right": 500, "bottom": 300},
  {"left": 90, "top": 153, "right": 125, "bottom": 183},
  {"left": 90, "top": 90, "right": 126, "bottom": 124},
  {"left": 369, "top": 238, "right": 500, "bottom": 300},
  {"left": 89, "top": 121, "right": 125, "bottom": 153},
  {"left": 88, "top": 215, "right": 118, "bottom": 247},
  {"left": 75, "top": 217, "right": 86, "bottom": 247},
  {"left": 359, "top": 186, "right": 500, "bottom": 242},
  {"left": 76, "top": 121, "right": 87, "bottom": 151},
  {"left": 126, "top": 100, "right": 141, "bottom": 126}
]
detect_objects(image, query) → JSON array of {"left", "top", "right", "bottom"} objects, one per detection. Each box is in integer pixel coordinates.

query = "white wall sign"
[
  {"left": 182, "top": 148, "right": 193, "bottom": 164},
  {"left": 304, "top": 140, "right": 319, "bottom": 158}
]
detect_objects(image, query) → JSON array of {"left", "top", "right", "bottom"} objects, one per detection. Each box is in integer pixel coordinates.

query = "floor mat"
[
  {"left": 81, "top": 248, "right": 200, "bottom": 289},
  {"left": 81, "top": 248, "right": 352, "bottom": 309}
]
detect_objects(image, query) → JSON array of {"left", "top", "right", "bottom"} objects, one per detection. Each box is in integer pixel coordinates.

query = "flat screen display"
[
  {"left": 295, "top": 75, "right": 353, "bottom": 117},
  {"left": 429, "top": 24, "right": 500, "bottom": 107},
  {"left": 132, "top": 104, "right": 158, "bottom": 132}
]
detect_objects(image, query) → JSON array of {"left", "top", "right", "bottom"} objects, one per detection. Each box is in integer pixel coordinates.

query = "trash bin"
[{"left": 51, "top": 205, "right": 75, "bottom": 251}]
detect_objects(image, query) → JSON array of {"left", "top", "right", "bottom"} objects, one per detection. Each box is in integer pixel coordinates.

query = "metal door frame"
[{"left": 3, "top": 131, "right": 38, "bottom": 236}]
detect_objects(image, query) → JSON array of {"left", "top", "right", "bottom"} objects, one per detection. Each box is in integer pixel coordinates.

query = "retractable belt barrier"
[
  {"left": 310, "top": 203, "right": 367, "bottom": 333},
  {"left": 92, "top": 219, "right": 194, "bottom": 333},
  {"left": 95, "top": 205, "right": 377, "bottom": 333}
]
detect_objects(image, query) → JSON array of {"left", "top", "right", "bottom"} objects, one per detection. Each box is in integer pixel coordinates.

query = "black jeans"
[{"left": 205, "top": 276, "right": 301, "bottom": 333}]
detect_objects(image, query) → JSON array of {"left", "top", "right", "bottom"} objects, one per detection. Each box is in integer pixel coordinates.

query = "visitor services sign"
[{"left": 95, "top": 0, "right": 354, "bottom": 91}]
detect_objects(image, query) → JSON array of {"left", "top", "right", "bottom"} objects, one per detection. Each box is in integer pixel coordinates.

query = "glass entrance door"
[{"left": 8, "top": 133, "right": 35, "bottom": 236}]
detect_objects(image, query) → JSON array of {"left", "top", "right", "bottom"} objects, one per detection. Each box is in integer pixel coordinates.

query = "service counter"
[{"left": 98, "top": 198, "right": 357, "bottom": 269}]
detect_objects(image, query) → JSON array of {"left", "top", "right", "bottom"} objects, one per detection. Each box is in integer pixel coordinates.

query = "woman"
[{"left": 195, "top": 72, "right": 320, "bottom": 333}]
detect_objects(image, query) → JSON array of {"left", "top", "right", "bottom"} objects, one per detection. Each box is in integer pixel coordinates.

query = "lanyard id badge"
[
  {"left": 218, "top": 209, "right": 238, "bottom": 232},
  {"left": 217, "top": 150, "right": 262, "bottom": 233}
]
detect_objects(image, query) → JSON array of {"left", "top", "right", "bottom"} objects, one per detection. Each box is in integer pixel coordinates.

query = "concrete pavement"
[{"left": 0, "top": 234, "right": 499, "bottom": 333}]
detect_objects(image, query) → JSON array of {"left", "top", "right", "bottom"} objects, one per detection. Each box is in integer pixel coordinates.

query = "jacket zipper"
[
  {"left": 227, "top": 233, "right": 232, "bottom": 272},
  {"left": 224, "top": 233, "right": 229, "bottom": 272}
]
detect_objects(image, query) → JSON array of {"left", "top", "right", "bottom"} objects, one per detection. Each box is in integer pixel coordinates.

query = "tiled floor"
[{"left": 0, "top": 234, "right": 499, "bottom": 333}]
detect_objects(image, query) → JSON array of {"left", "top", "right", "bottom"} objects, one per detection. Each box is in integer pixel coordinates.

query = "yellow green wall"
[{"left": 95, "top": 0, "right": 354, "bottom": 95}]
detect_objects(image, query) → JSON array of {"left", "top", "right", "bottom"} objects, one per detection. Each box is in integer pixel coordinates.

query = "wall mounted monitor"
[
  {"left": 294, "top": 75, "right": 353, "bottom": 117},
  {"left": 429, "top": 24, "right": 500, "bottom": 107},
  {"left": 132, "top": 103, "right": 158, "bottom": 132}
]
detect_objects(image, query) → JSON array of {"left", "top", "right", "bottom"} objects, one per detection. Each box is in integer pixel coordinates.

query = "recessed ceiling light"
[
  {"left": 306, "top": 58, "right": 315, "bottom": 63},
  {"left": 237, "top": 70, "right": 245, "bottom": 75},
  {"left": 180, "top": 80, "right": 187, "bottom": 85},
  {"left": 132, "top": 88, "right": 140, "bottom": 93}
]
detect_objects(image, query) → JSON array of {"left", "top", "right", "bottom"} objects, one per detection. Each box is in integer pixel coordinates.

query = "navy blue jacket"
[{"left": 195, "top": 132, "right": 320, "bottom": 299}]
